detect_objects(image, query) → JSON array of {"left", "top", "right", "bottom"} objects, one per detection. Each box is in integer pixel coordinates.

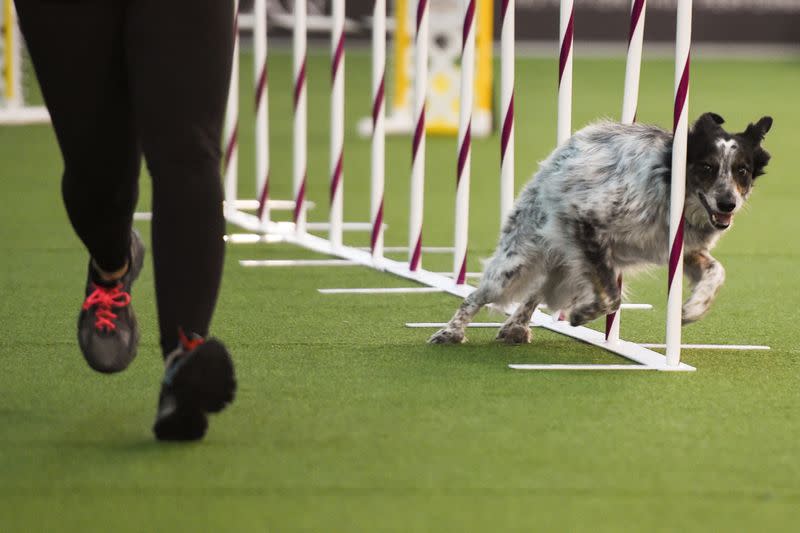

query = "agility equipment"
[
  {"left": 212, "top": 0, "right": 773, "bottom": 372},
  {"left": 358, "top": 0, "right": 493, "bottom": 138},
  {"left": 0, "top": 0, "right": 48, "bottom": 125},
  {"left": 605, "top": 0, "right": 646, "bottom": 345}
]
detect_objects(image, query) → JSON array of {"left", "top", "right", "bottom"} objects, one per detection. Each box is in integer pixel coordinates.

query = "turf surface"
[{"left": 1, "top": 50, "right": 800, "bottom": 531}]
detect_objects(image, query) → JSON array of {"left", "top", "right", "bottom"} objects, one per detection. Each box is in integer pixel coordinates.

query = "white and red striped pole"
[
  {"left": 666, "top": 0, "right": 693, "bottom": 367},
  {"left": 557, "top": 0, "right": 574, "bottom": 146},
  {"left": 254, "top": 0, "right": 271, "bottom": 224},
  {"left": 453, "top": 0, "right": 476, "bottom": 285},
  {"left": 370, "top": 0, "right": 387, "bottom": 262},
  {"left": 500, "top": 0, "right": 515, "bottom": 224},
  {"left": 605, "top": 0, "right": 646, "bottom": 344},
  {"left": 293, "top": 0, "right": 308, "bottom": 234},
  {"left": 621, "top": 0, "right": 646, "bottom": 125},
  {"left": 553, "top": 0, "right": 573, "bottom": 322},
  {"left": 223, "top": 0, "right": 241, "bottom": 218},
  {"left": 408, "top": 0, "right": 429, "bottom": 271},
  {"left": 329, "top": 0, "right": 345, "bottom": 249}
]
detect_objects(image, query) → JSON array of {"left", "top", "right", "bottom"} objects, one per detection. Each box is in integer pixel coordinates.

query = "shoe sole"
[{"left": 153, "top": 339, "right": 236, "bottom": 441}]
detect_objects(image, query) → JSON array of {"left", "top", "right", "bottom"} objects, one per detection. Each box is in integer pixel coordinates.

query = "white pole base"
[
  {"left": 236, "top": 198, "right": 315, "bottom": 211},
  {"left": 319, "top": 287, "right": 443, "bottom": 294},
  {"left": 306, "top": 221, "right": 374, "bottom": 232},
  {"left": 225, "top": 233, "right": 287, "bottom": 244},
  {"left": 370, "top": 246, "right": 454, "bottom": 254},
  {"left": 433, "top": 271, "right": 483, "bottom": 278},
  {"left": 510, "top": 364, "right": 654, "bottom": 371},
  {"left": 134, "top": 199, "right": 314, "bottom": 223},
  {"left": 640, "top": 343, "right": 770, "bottom": 351},
  {"left": 0, "top": 106, "right": 50, "bottom": 125},
  {"left": 241, "top": 259, "right": 358, "bottom": 267}
]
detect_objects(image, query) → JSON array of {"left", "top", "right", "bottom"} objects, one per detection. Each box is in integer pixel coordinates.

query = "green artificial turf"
[{"left": 1, "top": 50, "right": 800, "bottom": 531}]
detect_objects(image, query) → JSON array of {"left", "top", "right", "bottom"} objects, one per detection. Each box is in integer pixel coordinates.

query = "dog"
[{"left": 429, "top": 112, "right": 773, "bottom": 345}]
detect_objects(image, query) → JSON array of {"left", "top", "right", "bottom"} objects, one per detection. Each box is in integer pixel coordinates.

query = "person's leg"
[
  {"left": 124, "top": 0, "right": 236, "bottom": 440},
  {"left": 15, "top": 0, "right": 145, "bottom": 373},
  {"left": 124, "top": 0, "right": 232, "bottom": 355},
  {"left": 15, "top": 0, "right": 140, "bottom": 274}
]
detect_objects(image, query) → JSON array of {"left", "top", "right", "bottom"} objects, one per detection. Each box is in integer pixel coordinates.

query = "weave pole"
[
  {"left": 223, "top": 0, "right": 241, "bottom": 218},
  {"left": 293, "top": 0, "right": 308, "bottom": 234},
  {"left": 254, "top": 0, "right": 271, "bottom": 223},
  {"left": 453, "top": 0, "right": 476, "bottom": 285},
  {"left": 370, "top": 0, "right": 387, "bottom": 261},
  {"left": 557, "top": 0, "right": 574, "bottom": 145},
  {"left": 666, "top": 0, "right": 693, "bottom": 367},
  {"left": 605, "top": 0, "right": 646, "bottom": 344},
  {"left": 499, "top": 0, "right": 515, "bottom": 224},
  {"left": 551, "top": 0, "right": 574, "bottom": 322},
  {"left": 408, "top": 0, "right": 429, "bottom": 271},
  {"left": 329, "top": 0, "right": 345, "bottom": 249}
]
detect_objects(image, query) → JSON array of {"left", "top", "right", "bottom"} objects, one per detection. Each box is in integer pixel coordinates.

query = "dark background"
[{"left": 248, "top": 0, "right": 800, "bottom": 43}]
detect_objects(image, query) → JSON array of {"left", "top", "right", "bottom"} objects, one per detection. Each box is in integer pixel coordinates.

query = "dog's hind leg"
[
  {"left": 496, "top": 291, "right": 541, "bottom": 344},
  {"left": 566, "top": 221, "right": 622, "bottom": 327},
  {"left": 682, "top": 250, "right": 725, "bottom": 324},
  {"left": 428, "top": 255, "right": 528, "bottom": 344}
]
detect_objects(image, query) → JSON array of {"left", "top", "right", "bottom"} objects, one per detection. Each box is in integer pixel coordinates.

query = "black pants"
[{"left": 16, "top": 0, "right": 234, "bottom": 354}]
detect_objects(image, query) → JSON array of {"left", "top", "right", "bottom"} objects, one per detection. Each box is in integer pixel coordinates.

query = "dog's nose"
[{"left": 716, "top": 199, "right": 736, "bottom": 213}]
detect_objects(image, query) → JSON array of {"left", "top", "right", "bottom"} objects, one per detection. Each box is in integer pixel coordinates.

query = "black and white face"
[{"left": 685, "top": 113, "right": 772, "bottom": 230}]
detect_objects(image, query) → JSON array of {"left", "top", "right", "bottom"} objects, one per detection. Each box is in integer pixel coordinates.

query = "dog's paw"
[
  {"left": 428, "top": 328, "right": 466, "bottom": 344},
  {"left": 681, "top": 301, "right": 708, "bottom": 324},
  {"left": 568, "top": 312, "right": 592, "bottom": 328},
  {"left": 496, "top": 324, "right": 532, "bottom": 344}
]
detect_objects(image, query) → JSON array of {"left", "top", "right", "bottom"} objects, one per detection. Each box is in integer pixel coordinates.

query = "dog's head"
[{"left": 684, "top": 112, "right": 772, "bottom": 230}]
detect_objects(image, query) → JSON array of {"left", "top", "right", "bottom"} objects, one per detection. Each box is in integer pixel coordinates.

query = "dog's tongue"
[{"left": 714, "top": 212, "right": 733, "bottom": 227}]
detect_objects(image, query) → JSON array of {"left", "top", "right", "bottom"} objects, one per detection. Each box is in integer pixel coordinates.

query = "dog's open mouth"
[{"left": 698, "top": 193, "right": 733, "bottom": 230}]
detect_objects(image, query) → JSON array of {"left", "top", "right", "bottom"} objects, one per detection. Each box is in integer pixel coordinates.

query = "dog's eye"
[
  {"left": 701, "top": 164, "right": 714, "bottom": 174},
  {"left": 737, "top": 167, "right": 749, "bottom": 177}
]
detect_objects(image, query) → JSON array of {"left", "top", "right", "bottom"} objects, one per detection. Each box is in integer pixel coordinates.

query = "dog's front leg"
[{"left": 682, "top": 250, "right": 725, "bottom": 324}]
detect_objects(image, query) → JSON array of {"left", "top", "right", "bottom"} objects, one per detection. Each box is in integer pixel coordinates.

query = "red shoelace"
[
  {"left": 82, "top": 283, "right": 131, "bottom": 332},
  {"left": 178, "top": 328, "right": 205, "bottom": 352}
]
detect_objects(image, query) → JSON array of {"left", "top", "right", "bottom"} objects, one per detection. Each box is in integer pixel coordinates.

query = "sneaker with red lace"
[
  {"left": 77, "top": 231, "right": 145, "bottom": 373},
  {"left": 153, "top": 330, "right": 236, "bottom": 441}
]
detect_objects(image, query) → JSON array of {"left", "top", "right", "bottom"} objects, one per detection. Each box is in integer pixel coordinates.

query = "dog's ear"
[
  {"left": 688, "top": 113, "right": 724, "bottom": 160},
  {"left": 739, "top": 117, "right": 772, "bottom": 179},
  {"left": 692, "top": 112, "right": 725, "bottom": 135},
  {"left": 742, "top": 116, "right": 773, "bottom": 144},
  {"left": 753, "top": 146, "right": 771, "bottom": 178}
]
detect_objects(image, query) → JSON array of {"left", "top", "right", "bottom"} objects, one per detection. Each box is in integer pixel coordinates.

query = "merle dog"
[{"left": 430, "top": 113, "right": 773, "bottom": 344}]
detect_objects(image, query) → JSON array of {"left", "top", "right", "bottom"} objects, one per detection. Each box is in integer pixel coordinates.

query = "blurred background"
[{"left": 249, "top": 0, "right": 799, "bottom": 45}]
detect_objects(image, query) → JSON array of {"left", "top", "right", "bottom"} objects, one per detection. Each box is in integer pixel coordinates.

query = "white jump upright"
[
  {"left": 329, "top": 0, "right": 346, "bottom": 249},
  {"left": 452, "top": 0, "right": 476, "bottom": 285},
  {"left": 0, "top": 1, "right": 49, "bottom": 125},
  {"left": 293, "top": 0, "right": 309, "bottom": 235},
  {"left": 254, "top": 0, "right": 271, "bottom": 224},
  {"left": 666, "top": 0, "right": 693, "bottom": 368},
  {"left": 557, "top": 0, "right": 574, "bottom": 146},
  {"left": 223, "top": 0, "right": 241, "bottom": 219},
  {"left": 408, "top": 0, "right": 429, "bottom": 272},
  {"left": 499, "top": 0, "right": 515, "bottom": 224},
  {"left": 605, "top": 0, "right": 647, "bottom": 344},
  {"left": 370, "top": 0, "right": 387, "bottom": 263}
]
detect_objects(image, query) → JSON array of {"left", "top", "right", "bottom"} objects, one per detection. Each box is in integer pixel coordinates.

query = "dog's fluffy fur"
[{"left": 430, "top": 112, "right": 773, "bottom": 345}]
